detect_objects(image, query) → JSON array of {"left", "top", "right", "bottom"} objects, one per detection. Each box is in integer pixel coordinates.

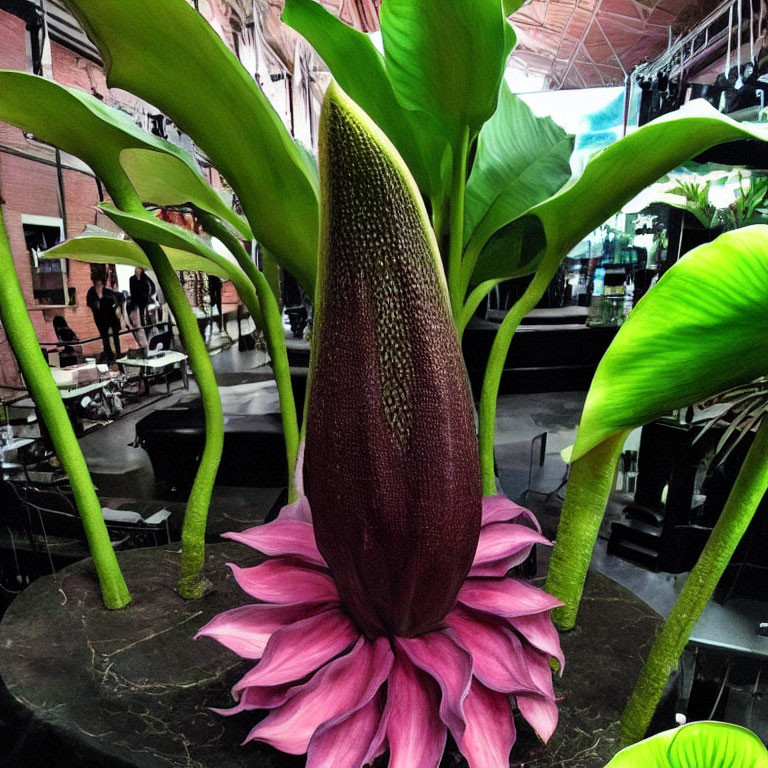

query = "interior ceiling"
[
  {"left": 509, "top": 0, "right": 697, "bottom": 89},
  {"left": 254, "top": 0, "right": 704, "bottom": 91}
]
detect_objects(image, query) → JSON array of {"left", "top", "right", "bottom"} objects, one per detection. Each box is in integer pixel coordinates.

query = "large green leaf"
[
  {"left": 97, "top": 204, "right": 251, "bottom": 288},
  {"left": 118, "top": 149, "right": 252, "bottom": 239},
  {"left": 62, "top": 0, "right": 318, "bottom": 293},
  {"left": 381, "top": 0, "right": 511, "bottom": 141},
  {"left": 570, "top": 226, "right": 768, "bottom": 462},
  {"left": 43, "top": 229, "right": 237, "bottom": 280},
  {"left": 605, "top": 722, "right": 768, "bottom": 768},
  {"left": 462, "top": 84, "right": 573, "bottom": 284},
  {"left": 0, "top": 71, "right": 250, "bottom": 238},
  {"left": 282, "top": 0, "right": 430, "bottom": 195},
  {"left": 471, "top": 99, "right": 768, "bottom": 286}
]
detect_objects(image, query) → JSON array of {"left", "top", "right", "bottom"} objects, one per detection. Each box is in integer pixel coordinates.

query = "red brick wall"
[
  {"left": 0, "top": 12, "right": 248, "bottom": 387},
  {"left": 0, "top": 18, "right": 146, "bottom": 385}
]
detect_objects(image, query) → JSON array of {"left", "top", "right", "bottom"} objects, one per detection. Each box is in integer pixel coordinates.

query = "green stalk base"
[
  {"left": 0, "top": 207, "right": 130, "bottom": 610},
  {"left": 620, "top": 417, "right": 768, "bottom": 745},
  {"left": 545, "top": 433, "right": 626, "bottom": 630}
]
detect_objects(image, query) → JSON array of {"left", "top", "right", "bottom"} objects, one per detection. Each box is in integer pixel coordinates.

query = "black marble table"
[{"left": 0, "top": 543, "right": 662, "bottom": 767}]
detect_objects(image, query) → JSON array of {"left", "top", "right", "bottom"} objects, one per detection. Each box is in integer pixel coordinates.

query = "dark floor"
[{"left": 2, "top": 320, "right": 767, "bottom": 749}]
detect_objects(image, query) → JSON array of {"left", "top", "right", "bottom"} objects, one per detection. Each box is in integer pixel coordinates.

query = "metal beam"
[{"left": 557, "top": 0, "right": 604, "bottom": 88}]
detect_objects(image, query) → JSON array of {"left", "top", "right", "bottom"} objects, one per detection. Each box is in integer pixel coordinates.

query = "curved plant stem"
[
  {"left": 0, "top": 207, "right": 131, "bottom": 609},
  {"left": 459, "top": 239, "right": 483, "bottom": 298},
  {"left": 458, "top": 278, "right": 504, "bottom": 340},
  {"left": 142, "top": 239, "right": 223, "bottom": 598},
  {"left": 544, "top": 433, "right": 627, "bottom": 630},
  {"left": 448, "top": 127, "right": 470, "bottom": 322},
  {"left": 197, "top": 212, "right": 299, "bottom": 499},
  {"left": 113, "top": 185, "right": 223, "bottom": 599},
  {"left": 261, "top": 250, "right": 282, "bottom": 307},
  {"left": 621, "top": 417, "right": 768, "bottom": 745},
  {"left": 477, "top": 259, "right": 560, "bottom": 495}
]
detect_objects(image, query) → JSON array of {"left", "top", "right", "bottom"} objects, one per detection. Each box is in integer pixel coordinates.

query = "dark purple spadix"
[{"left": 304, "top": 83, "right": 482, "bottom": 638}]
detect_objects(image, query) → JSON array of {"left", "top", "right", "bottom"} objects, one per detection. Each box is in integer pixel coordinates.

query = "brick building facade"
[
  {"left": 0, "top": 6, "right": 156, "bottom": 385},
  {"left": 0, "top": 0, "right": 324, "bottom": 388}
]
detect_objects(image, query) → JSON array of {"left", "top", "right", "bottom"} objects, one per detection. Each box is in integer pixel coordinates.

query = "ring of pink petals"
[{"left": 197, "top": 490, "right": 564, "bottom": 768}]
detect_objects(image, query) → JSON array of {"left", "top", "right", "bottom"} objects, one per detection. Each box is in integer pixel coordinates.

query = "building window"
[{"left": 21, "top": 214, "right": 71, "bottom": 306}]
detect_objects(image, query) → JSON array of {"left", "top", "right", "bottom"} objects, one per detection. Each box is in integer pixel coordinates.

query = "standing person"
[
  {"left": 120, "top": 292, "right": 149, "bottom": 353},
  {"left": 129, "top": 267, "right": 155, "bottom": 327},
  {"left": 208, "top": 274, "right": 223, "bottom": 334},
  {"left": 86, "top": 276, "right": 122, "bottom": 361}
]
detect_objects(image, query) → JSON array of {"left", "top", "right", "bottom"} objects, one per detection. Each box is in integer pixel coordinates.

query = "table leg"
[{"left": 181, "top": 361, "right": 189, "bottom": 390}]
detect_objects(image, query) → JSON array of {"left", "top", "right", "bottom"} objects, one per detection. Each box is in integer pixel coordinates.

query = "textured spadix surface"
[{"left": 304, "top": 83, "right": 482, "bottom": 638}]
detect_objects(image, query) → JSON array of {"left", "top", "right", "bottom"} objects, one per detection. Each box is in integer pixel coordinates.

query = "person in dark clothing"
[
  {"left": 51, "top": 315, "right": 80, "bottom": 367},
  {"left": 208, "top": 274, "right": 223, "bottom": 333},
  {"left": 129, "top": 267, "right": 155, "bottom": 326},
  {"left": 86, "top": 277, "right": 122, "bottom": 361}
]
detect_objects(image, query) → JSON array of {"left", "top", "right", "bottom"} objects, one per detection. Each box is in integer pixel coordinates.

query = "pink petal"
[
  {"left": 229, "top": 559, "right": 339, "bottom": 605},
  {"left": 306, "top": 691, "right": 383, "bottom": 768},
  {"left": 459, "top": 577, "right": 563, "bottom": 619},
  {"left": 277, "top": 494, "right": 312, "bottom": 523},
  {"left": 245, "top": 636, "right": 393, "bottom": 754},
  {"left": 395, "top": 630, "right": 472, "bottom": 739},
  {"left": 516, "top": 651, "right": 559, "bottom": 743},
  {"left": 195, "top": 602, "right": 323, "bottom": 659},
  {"left": 211, "top": 684, "right": 294, "bottom": 715},
  {"left": 384, "top": 652, "right": 447, "bottom": 768},
  {"left": 509, "top": 612, "right": 565, "bottom": 671},
  {"left": 459, "top": 682, "right": 516, "bottom": 768},
  {"left": 470, "top": 523, "right": 551, "bottom": 577},
  {"left": 233, "top": 608, "right": 358, "bottom": 691},
  {"left": 223, "top": 519, "right": 326, "bottom": 567},
  {"left": 482, "top": 494, "right": 541, "bottom": 531},
  {"left": 444, "top": 606, "right": 539, "bottom": 695}
]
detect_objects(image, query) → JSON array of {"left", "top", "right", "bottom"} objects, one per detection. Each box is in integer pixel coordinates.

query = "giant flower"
[{"left": 197, "top": 82, "right": 564, "bottom": 768}]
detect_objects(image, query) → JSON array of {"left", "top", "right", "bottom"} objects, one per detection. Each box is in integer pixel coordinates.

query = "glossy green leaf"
[
  {"left": 472, "top": 99, "right": 768, "bottom": 286},
  {"left": 605, "top": 722, "right": 768, "bottom": 768},
  {"left": 62, "top": 0, "right": 318, "bottom": 293},
  {"left": 97, "top": 204, "right": 249, "bottom": 285},
  {"left": 471, "top": 215, "right": 547, "bottom": 285},
  {"left": 0, "top": 71, "right": 249, "bottom": 237},
  {"left": 118, "top": 149, "right": 252, "bottom": 238},
  {"left": 570, "top": 226, "right": 768, "bottom": 462},
  {"left": 381, "top": 0, "right": 511, "bottom": 140},
  {"left": 463, "top": 84, "right": 573, "bottom": 283},
  {"left": 282, "top": 0, "right": 430, "bottom": 195},
  {"left": 42, "top": 229, "right": 236, "bottom": 280}
]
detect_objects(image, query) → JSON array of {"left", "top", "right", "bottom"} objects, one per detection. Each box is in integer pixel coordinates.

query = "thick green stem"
[
  {"left": 447, "top": 127, "right": 470, "bottom": 322},
  {"left": 143, "top": 239, "right": 223, "bottom": 597},
  {"left": 262, "top": 250, "right": 282, "bottom": 309},
  {"left": 0, "top": 207, "right": 131, "bottom": 609},
  {"left": 459, "top": 238, "right": 483, "bottom": 299},
  {"left": 477, "top": 261, "right": 559, "bottom": 494},
  {"left": 113, "top": 186, "right": 223, "bottom": 599},
  {"left": 544, "top": 433, "right": 627, "bottom": 629},
  {"left": 458, "top": 278, "right": 503, "bottom": 340},
  {"left": 197, "top": 213, "right": 299, "bottom": 499},
  {"left": 621, "top": 417, "right": 768, "bottom": 745}
]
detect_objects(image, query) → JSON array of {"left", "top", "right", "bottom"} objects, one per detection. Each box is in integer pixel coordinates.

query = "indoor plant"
[{"left": 1, "top": 0, "right": 768, "bottom": 764}]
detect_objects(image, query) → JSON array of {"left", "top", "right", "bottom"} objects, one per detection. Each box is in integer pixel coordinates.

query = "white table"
[
  {"left": 56, "top": 379, "right": 115, "bottom": 401},
  {"left": 116, "top": 351, "right": 189, "bottom": 394}
]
